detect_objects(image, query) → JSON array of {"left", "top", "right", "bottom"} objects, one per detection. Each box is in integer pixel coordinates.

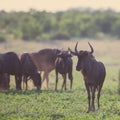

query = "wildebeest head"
[
  {"left": 70, "top": 42, "right": 94, "bottom": 71},
  {"left": 57, "top": 49, "right": 72, "bottom": 59}
]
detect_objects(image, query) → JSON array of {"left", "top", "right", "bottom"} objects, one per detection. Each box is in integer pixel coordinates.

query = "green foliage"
[
  {"left": 0, "top": 34, "right": 6, "bottom": 42},
  {"left": 36, "top": 33, "right": 50, "bottom": 41},
  {"left": 0, "top": 10, "right": 120, "bottom": 40},
  {"left": 0, "top": 67, "right": 120, "bottom": 120},
  {"left": 111, "top": 20, "right": 120, "bottom": 38},
  {"left": 51, "top": 32, "right": 70, "bottom": 40},
  {"left": 0, "top": 78, "right": 120, "bottom": 120}
]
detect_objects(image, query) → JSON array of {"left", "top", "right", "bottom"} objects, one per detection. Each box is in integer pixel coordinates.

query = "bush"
[
  {"left": 22, "top": 34, "right": 30, "bottom": 41},
  {"left": 0, "top": 34, "right": 6, "bottom": 42},
  {"left": 51, "top": 32, "right": 70, "bottom": 40},
  {"left": 37, "top": 34, "right": 50, "bottom": 41}
]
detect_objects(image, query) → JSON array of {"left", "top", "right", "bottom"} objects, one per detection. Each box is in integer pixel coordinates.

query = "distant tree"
[
  {"left": 0, "top": 34, "right": 6, "bottom": 42},
  {"left": 111, "top": 20, "right": 120, "bottom": 38},
  {"left": 0, "top": 9, "right": 120, "bottom": 40}
]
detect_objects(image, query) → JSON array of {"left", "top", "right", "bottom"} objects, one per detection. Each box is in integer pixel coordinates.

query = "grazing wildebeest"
[
  {"left": 55, "top": 50, "right": 73, "bottom": 91},
  {"left": 70, "top": 42, "right": 106, "bottom": 112},
  {"left": 0, "top": 73, "right": 10, "bottom": 90},
  {"left": 29, "top": 48, "right": 61, "bottom": 89},
  {"left": 21, "top": 53, "right": 41, "bottom": 90},
  {"left": 0, "top": 52, "right": 22, "bottom": 90}
]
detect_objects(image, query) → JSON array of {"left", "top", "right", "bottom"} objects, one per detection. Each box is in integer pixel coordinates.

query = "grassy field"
[{"left": 0, "top": 39, "right": 120, "bottom": 120}]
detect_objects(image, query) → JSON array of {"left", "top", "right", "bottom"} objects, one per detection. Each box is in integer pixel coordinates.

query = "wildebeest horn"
[
  {"left": 88, "top": 42, "right": 94, "bottom": 54},
  {"left": 68, "top": 47, "right": 77, "bottom": 56},
  {"left": 68, "top": 42, "right": 79, "bottom": 56},
  {"left": 75, "top": 42, "right": 78, "bottom": 53},
  {"left": 68, "top": 48, "right": 72, "bottom": 54}
]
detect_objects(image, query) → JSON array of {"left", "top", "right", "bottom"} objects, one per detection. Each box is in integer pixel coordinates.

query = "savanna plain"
[{"left": 0, "top": 39, "right": 120, "bottom": 120}]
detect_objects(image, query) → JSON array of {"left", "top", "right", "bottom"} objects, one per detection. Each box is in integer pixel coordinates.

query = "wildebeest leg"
[
  {"left": 31, "top": 73, "right": 41, "bottom": 90},
  {"left": 85, "top": 83, "right": 91, "bottom": 113},
  {"left": 68, "top": 72, "right": 73, "bottom": 90},
  {"left": 97, "top": 84, "right": 103, "bottom": 109},
  {"left": 25, "top": 77, "right": 28, "bottom": 90},
  {"left": 46, "top": 73, "right": 49, "bottom": 90},
  {"left": 15, "top": 75, "right": 22, "bottom": 90},
  {"left": 91, "top": 86, "right": 96, "bottom": 111},
  {"left": 0, "top": 73, "right": 10, "bottom": 90},
  {"left": 5, "top": 74, "right": 10, "bottom": 89},
  {"left": 55, "top": 70, "right": 58, "bottom": 91},
  {"left": 43, "top": 72, "right": 49, "bottom": 90},
  {"left": 38, "top": 73, "right": 42, "bottom": 90},
  {"left": 62, "top": 74, "right": 67, "bottom": 90},
  {"left": 22, "top": 76, "right": 24, "bottom": 89},
  {"left": 42, "top": 72, "right": 46, "bottom": 83},
  {"left": 23, "top": 76, "right": 28, "bottom": 90}
]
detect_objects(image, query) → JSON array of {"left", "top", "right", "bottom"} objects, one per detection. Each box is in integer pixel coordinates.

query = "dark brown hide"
[
  {"left": 55, "top": 51, "right": 73, "bottom": 90},
  {"left": 21, "top": 53, "right": 41, "bottom": 90},
  {"left": 0, "top": 73, "right": 10, "bottom": 90},
  {"left": 72, "top": 42, "right": 106, "bottom": 112},
  {"left": 0, "top": 52, "right": 22, "bottom": 90}
]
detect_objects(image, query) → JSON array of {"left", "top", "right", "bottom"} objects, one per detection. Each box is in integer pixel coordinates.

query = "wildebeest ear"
[
  {"left": 68, "top": 48, "right": 77, "bottom": 56},
  {"left": 67, "top": 48, "right": 73, "bottom": 57}
]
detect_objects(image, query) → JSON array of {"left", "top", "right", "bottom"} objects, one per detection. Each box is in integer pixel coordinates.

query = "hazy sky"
[{"left": 0, "top": 0, "right": 120, "bottom": 12}]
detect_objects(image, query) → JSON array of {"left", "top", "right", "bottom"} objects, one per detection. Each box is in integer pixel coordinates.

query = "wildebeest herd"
[{"left": 0, "top": 42, "right": 106, "bottom": 112}]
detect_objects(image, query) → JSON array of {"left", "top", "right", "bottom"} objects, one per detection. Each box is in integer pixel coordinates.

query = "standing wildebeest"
[
  {"left": 70, "top": 42, "right": 106, "bottom": 112},
  {"left": 55, "top": 50, "right": 73, "bottom": 91},
  {"left": 21, "top": 53, "right": 41, "bottom": 90},
  {"left": 29, "top": 48, "right": 61, "bottom": 89},
  {"left": 0, "top": 52, "right": 22, "bottom": 90}
]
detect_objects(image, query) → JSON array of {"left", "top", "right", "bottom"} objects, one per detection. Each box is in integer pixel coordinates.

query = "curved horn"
[
  {"left": 88, "top": 42, "right": 94, "bottom": 54},
  {"left": 75, "top": 42, "right": 78, "bottom": 54},
  {"left": 68, "top": 42, "right": 79, "bottom": 56}
]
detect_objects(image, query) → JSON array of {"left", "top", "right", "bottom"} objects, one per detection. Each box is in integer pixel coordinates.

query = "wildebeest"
[
  {"left": 29, "top": 48, "right": 61, "bottom": 89},
  {"left": 21, "top": 53, "right": 41, "bottom": 90},
  {"left": 55, "top": 50, "right": 73, "bottom": 90},
  {"left": 70, "top": 42, "right": 106, "bottom": 112},
  {"left": 0, "top": 52, "right": 22, "bottom": 90},
  {"left": 0, "top": 73, "right": 10, "bottom": 90}
]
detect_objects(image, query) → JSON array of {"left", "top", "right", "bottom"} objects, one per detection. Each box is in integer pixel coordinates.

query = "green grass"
[
  {"left": 0, "top": 86, "right": 120, "bottom": 120},
  {"left": 0, "top": 40, "right": 120, "bottom": 120}
]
